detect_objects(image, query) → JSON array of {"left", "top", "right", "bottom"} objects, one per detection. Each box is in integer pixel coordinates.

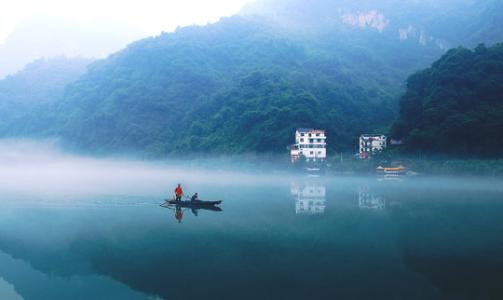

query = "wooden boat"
[{"left": 161, "top": 199, "right": 222, "bottom": 207}]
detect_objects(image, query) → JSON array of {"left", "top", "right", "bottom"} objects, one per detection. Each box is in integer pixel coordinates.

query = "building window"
[
  {"left": 301, "top": 133, "right": 305, "bottom": 137},
  {"left": 300, "top": 138, "right": 304, "bottom": 142},
  {"left": 310, "top": 151, "right": 314, "bottom": 155},
  {"left": 316, "top": 133, "right": 320, "bottom": 137}
]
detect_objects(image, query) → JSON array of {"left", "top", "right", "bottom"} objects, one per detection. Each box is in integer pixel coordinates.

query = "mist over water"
[
  {"left": 0, "top": 139, "right": 303, "bottom": 198},
  {"left": 1, "top": 139, "right": 502, "bottom": 198},
  {"left": 1, "top": 139, "right": 503, "bottom": 299}
]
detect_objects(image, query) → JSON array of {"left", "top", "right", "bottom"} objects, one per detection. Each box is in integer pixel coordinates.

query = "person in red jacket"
[{"left": 174, "top": 184, "right": 183, "bottom": 202}]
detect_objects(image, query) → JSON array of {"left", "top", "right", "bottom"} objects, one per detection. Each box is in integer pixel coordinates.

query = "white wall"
[{"left": 292, "top": 130, "right": 327, "bottom": 160}]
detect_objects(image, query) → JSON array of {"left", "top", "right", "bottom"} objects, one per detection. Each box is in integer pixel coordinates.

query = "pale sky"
[
  {"left": 0, "top": 0, "right": 255, "bottom": 43},
  {"left": 0, "top": 0, "right": 256, "bottom": 77}
]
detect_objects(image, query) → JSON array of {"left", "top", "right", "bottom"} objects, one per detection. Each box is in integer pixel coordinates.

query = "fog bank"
[
  {"left": 1, "top": 139, "right": 502, "bottom": 200},
  {"left": 0, "top": 140, "right": 297, "bottom": 197}
]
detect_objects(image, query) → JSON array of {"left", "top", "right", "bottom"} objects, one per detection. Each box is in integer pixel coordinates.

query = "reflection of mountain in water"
[
  {"left": 1, "top": 180, "right": 503, "bottom": 299},
  {"left": 0, "top": 249, "right": 145, "bottom": 300},
  {"left": 0, "top": 275, "right": 22, "bottom": 300},
  {"left": 391, "top": 191, "right": 503, "bottom": 299},
  {"left": 291, "top": 182, "right": 326, "bottom": 214},
  {"left": 358, "top": 186, "right": 386, "bottom": 210}
]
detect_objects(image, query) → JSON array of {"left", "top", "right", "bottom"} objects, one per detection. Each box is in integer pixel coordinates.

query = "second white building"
[{"left": 359, "top": 134, "right": 387, "bottom": 159}]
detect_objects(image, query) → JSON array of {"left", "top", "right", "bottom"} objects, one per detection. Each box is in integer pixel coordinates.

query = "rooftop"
[
  {"left": 297, "top": 128, "right": 325, "bottom": 133},
  {"left": 360, "top": 134, "right": 386, "bottom": 138}
]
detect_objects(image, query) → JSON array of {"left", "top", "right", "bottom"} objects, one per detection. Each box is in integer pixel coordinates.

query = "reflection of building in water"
[
  {"left": 358, "top": 187, "right": 385, "bottom": 209},
  {"left": 291, "top": 182, "right": 326, "bottom": 214}
]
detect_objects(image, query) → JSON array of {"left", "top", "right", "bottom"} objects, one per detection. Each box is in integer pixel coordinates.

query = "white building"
[
  {"left": 359, "top": 134, "right": 386, "bottom": 159},
  {"left": 291, "top": 182, "right": 326, "bottom": 215},
  {"left": 290, "top": 128, "right": 327, "bottom": 162}
]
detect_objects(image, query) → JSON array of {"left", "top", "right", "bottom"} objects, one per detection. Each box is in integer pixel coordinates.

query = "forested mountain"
[
  {"left": 0, "top": 0, "right": 502, "bottom": 156},
  {"left": 391, "top": 43, "right": 503, "bottom": 157},
  {"left": 56, "top": 16, "right": 398, "bottom": 155},
  {"left": 0, "top": 57, "right": 91, "bottom": 136}
]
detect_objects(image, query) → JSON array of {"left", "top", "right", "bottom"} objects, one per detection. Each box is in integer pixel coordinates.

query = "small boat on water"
[
  {"left": 160, "top": 203, "right": 223, "bottom": 212},
  {"left": 376, "top": 165, "right": 407, "bottom": 177},
  {"left": 161, "top": 199, "right": 222, "bottom": 207}
]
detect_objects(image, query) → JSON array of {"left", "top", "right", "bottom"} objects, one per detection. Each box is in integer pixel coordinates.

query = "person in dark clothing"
[{"left": 191, "top": 193, "right": 199, "bottom": 202}]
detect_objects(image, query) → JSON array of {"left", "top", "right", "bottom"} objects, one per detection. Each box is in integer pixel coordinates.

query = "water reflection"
[
  {"left": 161, "top": 204, "right": 223, "bottom": 223},
  {"left": 358, "top": 186, "right": 386, "bottom": 210},
  {"left": 0, "top": 249, "right": 146, "bottom": 300},
  {"left": 0, "top": 276, "right": 22, "bottom": 300},
  {"left": 1, "top": 176, "right": 503, "bottom": 299},
  {"left": 291, "top": 182, "right": 326, "bottom": 215}
]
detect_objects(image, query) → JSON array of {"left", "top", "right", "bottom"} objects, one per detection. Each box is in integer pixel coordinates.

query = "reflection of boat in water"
[
  {"left": 377, "top": 176, "right": 404, "bottom": 182},
  {"left": 160, "top": 200, "right": 223, "bottom": 223},
  {"left": 291, "top": 182, "right": 326, "bottom": 215}
]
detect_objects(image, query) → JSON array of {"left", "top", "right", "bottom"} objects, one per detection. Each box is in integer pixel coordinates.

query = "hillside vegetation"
[
  {"left": 391, "top": 43, "right": 503, "bottom": 157},
  {"left": 0, "top": 57, "right": 91, "bottom": 136},
  {"left": 0, "top": 0, "right": 501, "bottom": 157},
  {"left": 55, "top": 16, "right": 398, "bottom": 155}
]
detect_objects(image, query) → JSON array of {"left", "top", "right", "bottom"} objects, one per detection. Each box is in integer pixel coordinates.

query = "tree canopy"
[
  {"left": 391, "top": 43, "right": 503, "bottom": 157},
  {"left": 0, "top": 0, "right": 502, "bottom": 157}
]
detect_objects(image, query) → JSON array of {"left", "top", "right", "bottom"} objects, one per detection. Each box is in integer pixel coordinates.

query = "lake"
[{"left": 1, "top": 157, "right": 503, "bottom": 299}]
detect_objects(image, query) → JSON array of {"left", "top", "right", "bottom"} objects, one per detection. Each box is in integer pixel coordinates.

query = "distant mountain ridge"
[
  {"left": 0, "top": 0, "right": 501, "bottom": 156},
  {"left": 0, "top": 57, "right": 91, "bottom": 136},
  {"left": 241, "top": 0, "right": 503, "bottom": 48},
  {"left": 0, "top": 14, "right": 145, "bottom": 79}
]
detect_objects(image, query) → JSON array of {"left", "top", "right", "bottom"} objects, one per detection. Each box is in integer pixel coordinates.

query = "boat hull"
[{"left": 163, "top": 200, "right": 222, "bottom": 206}]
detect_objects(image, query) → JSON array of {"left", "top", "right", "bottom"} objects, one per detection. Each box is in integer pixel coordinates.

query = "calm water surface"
[{"left": 1, "top": 174, "right": 503, "bottom": 300}]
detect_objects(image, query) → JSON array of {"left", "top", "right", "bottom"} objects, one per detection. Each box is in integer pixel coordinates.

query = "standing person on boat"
[
  {"left": 190, "top": 193, "right": 199, "bottom": 202},
  {"left": 174, "top": 184, "right": 183, "bottom": 202}
]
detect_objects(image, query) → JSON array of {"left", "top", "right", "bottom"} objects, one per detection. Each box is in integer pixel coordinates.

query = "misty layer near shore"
[
  {"left": 1, "top": 139, "right": 502, "bottom": 199},
  {"left": 0, "top": 139, "right": 303, "bottom": 197}
]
